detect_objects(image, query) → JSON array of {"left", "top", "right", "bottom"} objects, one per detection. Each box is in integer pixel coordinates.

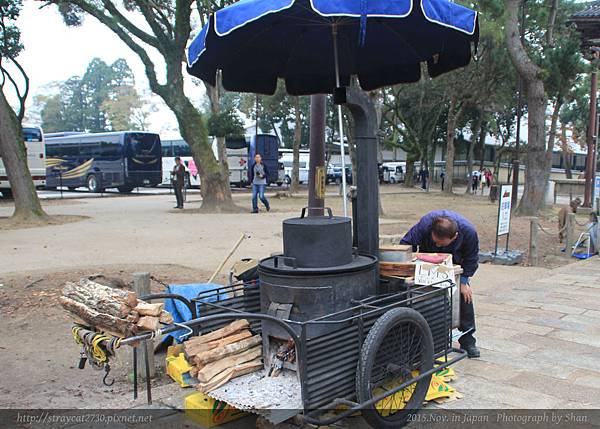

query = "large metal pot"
[{"left": 282, "top": 207, "right": 352, "bottom": 269}]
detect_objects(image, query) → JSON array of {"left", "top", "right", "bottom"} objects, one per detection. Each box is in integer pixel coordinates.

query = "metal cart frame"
[{"left": 120, "top": 278, "right": 466, "bottom": 428}]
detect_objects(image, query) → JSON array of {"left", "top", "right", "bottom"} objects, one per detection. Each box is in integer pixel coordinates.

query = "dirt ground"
[{"left": 0, "top": 186, "right": 589, "bottom": 409}]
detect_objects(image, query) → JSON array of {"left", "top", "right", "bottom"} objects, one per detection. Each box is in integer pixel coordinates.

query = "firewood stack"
[
  {"left": 183, "top": 319, "right": 263, "bottom": 393},
  {"left": 59, "top": 278, "right": 173, "bottom": 337}
]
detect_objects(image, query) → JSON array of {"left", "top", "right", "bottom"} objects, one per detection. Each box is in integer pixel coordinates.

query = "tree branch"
[
  {"left": 133, "top": 0, "right": 172, "bottom": 51},
  {"left": 504, "top": 0, "right": 541, "bottom": 82},
  {"left": 101, "top": 0, "right": 160, "bottom": 49}
]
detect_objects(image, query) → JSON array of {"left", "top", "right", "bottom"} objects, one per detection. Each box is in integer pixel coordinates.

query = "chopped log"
[
  {"left": 194, "top": 335, "right": 262, "bottom": 365},
  {"left": 159, "top": 310, "right": 173, "bottom": 325},
  {"left": 137, "top": 316, "right": 160, "bottom": 332},
  {"left": 197, "top": 346, "right": 262, "bottom": 383},
  {"left": 379, "top": 262, "right": 416, "bottom": 277},
  {"left": 126, "top": 311, "right": 140, "bottom": 323},
  {"left": 198, "top": 358, "right": 263, "bottom": 393},
  {"left": 62, "top": 281, "right": 132, "bottom": 318},
  {"left": 59, "top": 296, "right": 136, "bottom": 337},
  {"left": 184, "top": 330, "right": 252, "bottom": 357},
  {"left": 134, "top": 302, "right": 164, "bottom": 317},
  {"left": 185, "top": 320, "right": 249, "bottom": 346}
]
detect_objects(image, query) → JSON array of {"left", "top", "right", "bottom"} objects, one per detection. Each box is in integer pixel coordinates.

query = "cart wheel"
[{"left": 356, "top": 307, "right": 434, "bottom": 429}]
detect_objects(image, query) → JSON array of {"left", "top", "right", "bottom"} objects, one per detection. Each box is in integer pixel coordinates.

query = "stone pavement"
[
  {"left": 449, "top": 256, "right": 600, "bottom": 409},
  {"left": 59, "top": 257, "right": 600, "bottom": 429}
]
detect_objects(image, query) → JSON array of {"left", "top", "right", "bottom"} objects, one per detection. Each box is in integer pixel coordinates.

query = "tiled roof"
[{"left": 571, "top": 1, "right": 600, "bottom": 19}]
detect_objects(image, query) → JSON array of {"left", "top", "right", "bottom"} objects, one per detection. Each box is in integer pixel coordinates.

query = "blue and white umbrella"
[
  {"left": 187, "top": 0, "right": 478, "bottom": 95},
  {"left": 187, "top": 0, "right": 479, "bottom": 214}
]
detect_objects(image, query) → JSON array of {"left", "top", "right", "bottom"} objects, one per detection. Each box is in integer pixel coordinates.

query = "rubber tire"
[
  {"left": 284, "top": 175, "right": 291, "bottom": 185},
  {"left": 87, "top": 174, "right": 102, "bottom": 193},
  {"left": 117, "top": 186, "right": 134, "bottom": 193},
  {"left": 390, "top": 177, "right": 396, "bottom": 184},
  {"left": 356, "top": 307, "right": 434, "bottom": 429},
  {"left": 0, "top": 189, "right": 13, "bottom": 199},
  {"left": 335, "top": 177, "right": 341, "bottom": 185}
]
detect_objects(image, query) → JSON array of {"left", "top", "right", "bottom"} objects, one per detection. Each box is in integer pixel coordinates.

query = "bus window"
[
  {"left": 22, "top": 127, "right": 43, "bottom": 142},
  {"left": 101, "top": 140, "right": 122, "bottom": 158},
  {"left": 162, "top": 142, "right": 173, "bottom": 157},
  {"left": 173, "top": 140, "right": 192, "bottom": 157}
]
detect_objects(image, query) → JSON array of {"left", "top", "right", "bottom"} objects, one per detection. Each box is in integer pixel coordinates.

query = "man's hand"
[{"left": 460, "top": 283, "right": 473, "bottom": 304}]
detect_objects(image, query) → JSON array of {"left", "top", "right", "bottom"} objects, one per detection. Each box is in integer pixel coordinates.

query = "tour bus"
[
  {"left": 0, "top": 125, "right": 46, "bottom": 197},
  {"left": 381, "top": 161, "right": 406, "bottom": 184},
  {"left": 161, "top": 134, "right": 284, "bottom": 188},
  {"left": 161, "top": 137, "right": 250, "bottom": 188},
  {"left": 248, "top": 134, "right": 285, "bottom": 186},
  {"left": 280, "top": 148, "right": 310, "bottom": 184},
  {"left": 45, "top": 131, "right": 162, "bottom": 193}
]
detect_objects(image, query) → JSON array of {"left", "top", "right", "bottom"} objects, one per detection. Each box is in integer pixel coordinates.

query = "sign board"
[
  {"left": 497, "top": 184, "right": 512, "bottom": 236},
  {"left": 315, "top": 166, "right": 326, "bottom": 199},
  {"left": 414, "top": 261, "right": 455, "bottom": 286}
]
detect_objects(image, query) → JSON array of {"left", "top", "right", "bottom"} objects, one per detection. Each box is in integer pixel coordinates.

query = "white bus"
[
  {"left": 381, "top": 162, "right": 406, "bottom": 184},
  {"left": 0, "top": 125, "right": 46, "bottom": 197},
  {"left": 280, "top": 148, "right": 310, "bottom": 184},
  {"left": 161, "top": 137, "right": 250, "bottom": 188}
]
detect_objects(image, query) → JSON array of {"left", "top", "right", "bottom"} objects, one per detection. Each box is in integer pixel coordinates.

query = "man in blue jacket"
[{"left": 401, "top": 210, "right": 480, "bottom": 358}]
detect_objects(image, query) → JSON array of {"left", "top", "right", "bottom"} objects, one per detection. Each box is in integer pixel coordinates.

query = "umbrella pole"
[{"left": 332, "top": 25, "right": 348, "bottom": 217}]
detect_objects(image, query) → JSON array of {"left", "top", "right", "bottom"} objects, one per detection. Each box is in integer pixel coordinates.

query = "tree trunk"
[
  {"left": 443, "top": 99, "right": 461, "bottom": 194},
  {"left": 504, "top": 0, "right": 548, "bottom": 216},
  {"left": 0, "top": 91, "right": 48, "bottom": 221},
  {"left": 169, "top": 93, "right": 235, "bottom": 211},
  {"left": 561, "top": 123, "right": 573, "bottom": 179},
  {"left": 479, "top": 121, "right": 487, "bottom": 170},
  {"left": 404, "top": 157, "right": 416, "bottom": 188},
  {"left": 291, "top": 97, "right": 301, "bottom": 194},
  {"left": 465, "top": 112, "right": 482, "bottom": 194},
  {"left": 544, "top": 98, "right": 562, "bottom": 186},
  {"left": 205, "top": 82, "right": 232, "bottom": 191}
]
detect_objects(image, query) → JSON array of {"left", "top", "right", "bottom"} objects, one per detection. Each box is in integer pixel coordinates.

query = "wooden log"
[
  {"left": 59, "top": 296, "right": 136, "bottom": 337},
  {"left": 137, "top": 316, "right": 160, "bottom": 332},
  {"left": 185, "top": 320, "right": 249, "bottom": 346},
  {"left": 134, "top": 302, "right": 164, "bottom": 317},
  {"left": 62, "top": 281, "right": 132, "bottom": 318},
  {"left": 126, "top": 311, "right": 140, "bottom": 323},
  {"left": 198, "top": 358, "right": 263, "bottom": 393},
  {"left": 184, "top": 330, "right": 252, "bottom": 357},
  {"left": 197, "top": 346, "right": 261, "bottom": 383},
  {"left": 194, "top": 335, "right": 262, "bottom": 365},
  {"left": 159, "top": 310, "right": 173, "bottom": 325}
]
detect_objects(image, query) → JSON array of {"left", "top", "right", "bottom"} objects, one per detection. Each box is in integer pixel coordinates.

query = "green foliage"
[
  {"left": 207, "top": 108, "right": 244, "bottom": 138},
  {"left": 0, "top": 0, "right": 22, "bottom": 59},
  {"left": 36, "top": 57, "right": 145, "bottom": 132}
]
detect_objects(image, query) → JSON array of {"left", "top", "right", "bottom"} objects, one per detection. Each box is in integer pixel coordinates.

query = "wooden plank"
[
  {"left": 193, "top": 335, "right": 262, "bottom": 365},
  {"left": 134, "top": 302, "right": 164, "bottom": 317},
  {"left": 379, "top": 262, "right": 416, "bottom": 277},
  {"left": 186, "top": 320, "right": 249, "bottom": 346},
  {"left": 137, "top": 316, "right": 160, "bottom": 332},
  {"left": 197, "top": 358, "right": 263, "bottom": 393},
  {"left": 184, "top": 330, "right": 252, "bottom": 357},
  {"left": 197, "top": 346, "right": 261, "bottom": 383}
]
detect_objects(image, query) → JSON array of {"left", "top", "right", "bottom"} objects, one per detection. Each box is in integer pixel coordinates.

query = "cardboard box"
[{"left": 185, "top": 391, "right": 247, "bottom": 428}]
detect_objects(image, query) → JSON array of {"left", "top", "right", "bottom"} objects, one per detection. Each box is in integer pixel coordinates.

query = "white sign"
[
  {"left": 414, "top": 260, "right": 455, "bottom": 286},
  {"left": 497, "top": 184, "right": 512, "bottom": 236}
]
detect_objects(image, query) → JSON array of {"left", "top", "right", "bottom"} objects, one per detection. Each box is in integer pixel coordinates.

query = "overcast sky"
[{"left": 12, "top": 1, "right": 209, "bottom": 137}]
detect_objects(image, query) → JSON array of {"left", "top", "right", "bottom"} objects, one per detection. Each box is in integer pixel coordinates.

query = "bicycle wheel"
[{"left": 356, "top": 307, "right": 434, "bottom": 429}]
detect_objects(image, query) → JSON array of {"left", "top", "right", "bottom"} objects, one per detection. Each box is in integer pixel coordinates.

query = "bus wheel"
[
  {"left": 118, "top": 186, "right": 134, "bottom": 193},
  {"left": 0, "top": 189, "right": 13, "bottom": 199},
  {"left": 87, "top": 174, "right": 100, "bottom": 193}
]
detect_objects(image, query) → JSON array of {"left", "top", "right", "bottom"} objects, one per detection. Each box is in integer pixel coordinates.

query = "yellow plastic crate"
[{"left": 184, "top": 391, "right": 247, "bottom": 428}]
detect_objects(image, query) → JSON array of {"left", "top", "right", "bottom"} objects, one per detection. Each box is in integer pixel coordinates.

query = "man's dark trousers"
[
  {"left": 174, "top": 184, "right": 184, "bottom": 208},
  {"left": 458, "top": 294, "right": 476, "bottom": 348}
]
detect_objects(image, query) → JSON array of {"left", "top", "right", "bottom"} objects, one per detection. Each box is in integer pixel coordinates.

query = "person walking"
[
  {"left": 251, "top": 153, "right": 270, "bottom": 214},
  {"left": 440, "top": 169, "right": 446, "bottom": 191},
  {"left": 419, "top": 167, "right": 429, "bottom": 190},
  {"left": 171, "top": 156, "right": 186, "bottom": 209}
]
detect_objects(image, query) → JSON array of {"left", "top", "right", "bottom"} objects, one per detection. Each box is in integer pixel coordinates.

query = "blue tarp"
[{"left": 163, "top": 283, "right": 228, "bottom": 343}]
